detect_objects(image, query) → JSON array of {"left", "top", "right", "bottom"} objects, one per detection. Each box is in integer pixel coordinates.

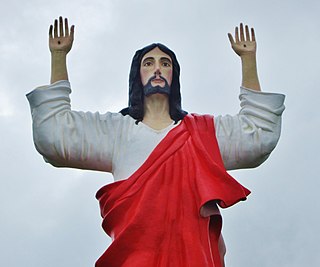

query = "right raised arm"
[
  {"left": 26, "top": 18, "right": 119, "bottom": 173},
  {"left": 27, "top": 81, "right": 117, "bottom": 173},
  {"left": 49, "top": 17, "right": 74, "bottom": 84}
]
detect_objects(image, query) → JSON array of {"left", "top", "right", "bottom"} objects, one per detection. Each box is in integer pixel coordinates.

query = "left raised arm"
[
  {"left": 215, "top": 88, "right": 285, "bottom": 170},
  {"left": 228, "top": 23, "right": 261, "bottom": 91}
]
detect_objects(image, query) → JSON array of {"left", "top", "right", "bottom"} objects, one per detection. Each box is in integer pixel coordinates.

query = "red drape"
[{"left": 96, "top": 114, "right": 250, "bottom": 267}]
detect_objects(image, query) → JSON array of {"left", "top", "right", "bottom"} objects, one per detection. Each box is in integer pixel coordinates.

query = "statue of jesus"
[{"left": 27, "top": 17, "right": 285, "bottom": 267}]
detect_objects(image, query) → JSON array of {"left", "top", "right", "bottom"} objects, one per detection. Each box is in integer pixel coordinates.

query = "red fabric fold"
[{"left": 95, "top": 114, "right": 250, "bottom": 267}]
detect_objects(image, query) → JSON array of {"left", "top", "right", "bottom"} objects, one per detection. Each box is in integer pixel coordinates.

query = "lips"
[
  {"left": 146, "top": 75, "right": 167, "bottom": 85},
  {"left": 152, "top": 78, "right": 164, "bottom": 83}
]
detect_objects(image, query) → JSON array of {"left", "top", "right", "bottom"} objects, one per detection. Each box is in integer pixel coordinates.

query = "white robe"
[{"left": 27, "top": 80, "right": 285, "bottom": 181}]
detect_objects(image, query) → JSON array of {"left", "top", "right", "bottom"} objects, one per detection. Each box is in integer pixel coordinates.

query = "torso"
[{"left": 112, "top": 115, "right": 180, "bottom": 181}]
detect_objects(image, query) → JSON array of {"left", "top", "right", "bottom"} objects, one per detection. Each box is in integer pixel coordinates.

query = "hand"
[
  {"left": 228, "top": 23, "right": 256, "bottom": 57},
  {"left": 49, "top": 17, "right": 74, "bottom": 54}
]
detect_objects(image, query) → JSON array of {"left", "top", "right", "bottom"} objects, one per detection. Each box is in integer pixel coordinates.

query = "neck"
[{"left": 142, "top": 93, "right": 173, "bottom": 130}]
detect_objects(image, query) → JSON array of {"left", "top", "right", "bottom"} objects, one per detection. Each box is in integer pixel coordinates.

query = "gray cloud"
[{"left": 1, "top": 0, "right": 319, "bottom": 266}]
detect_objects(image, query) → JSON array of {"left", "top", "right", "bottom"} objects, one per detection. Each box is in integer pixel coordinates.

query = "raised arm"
[
  {"left": 49, "top": 17, "right": 74, "bottom": 84},
  {"left": 228, "top": 23, "right": 261, "bottom": 91},
  {"left": 26, "top": 18, "right": 117, "bottom": 173}
]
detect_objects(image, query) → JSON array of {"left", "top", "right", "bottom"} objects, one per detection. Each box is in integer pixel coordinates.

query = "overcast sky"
[{"left": 0, "top": 0, "right": 319, "bottom": 266}]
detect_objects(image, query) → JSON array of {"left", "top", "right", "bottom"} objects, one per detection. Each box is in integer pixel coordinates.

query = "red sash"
[{"left": 95, "top": 114, "right": 250, "bottom": 267}]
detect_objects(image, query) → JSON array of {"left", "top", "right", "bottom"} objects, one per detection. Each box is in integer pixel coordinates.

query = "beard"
[{"left": 143, "top": 75, "right": 171, "bottom": 96}]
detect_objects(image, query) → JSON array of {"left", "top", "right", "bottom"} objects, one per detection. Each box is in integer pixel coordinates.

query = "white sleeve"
[
  {"left": 26, "top": 80, "right": 120, "bottom": 172},
  {"left": 215, "top": 87, "right": 285, "bottom": 170}
]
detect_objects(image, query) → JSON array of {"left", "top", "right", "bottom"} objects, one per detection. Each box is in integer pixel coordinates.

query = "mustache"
[
  {"left": 143, "top": 74, "right": 171, "bottom": 96},
  {"left": 146, "top": 74, "right": 168, "bottom": 84}
]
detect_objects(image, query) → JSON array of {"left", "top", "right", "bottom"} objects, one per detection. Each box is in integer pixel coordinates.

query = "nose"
[
  {"left": 154, "top": 62, "right": 162, "bottom": 76},
  {"left": 154, "top": 69, "right": 161, "bottom": 76}
]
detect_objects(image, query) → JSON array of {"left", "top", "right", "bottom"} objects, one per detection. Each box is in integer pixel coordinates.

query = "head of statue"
[{"left": 120, "top": 43, "right": 187, "bottom": 123}]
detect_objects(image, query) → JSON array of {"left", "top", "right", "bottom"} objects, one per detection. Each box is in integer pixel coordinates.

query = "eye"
[
  {"left": 162, "top": 61, "right": 171, "bottom": 67},
  {"left": 143, "top": 61, "right": 153, "bottom": 67}
]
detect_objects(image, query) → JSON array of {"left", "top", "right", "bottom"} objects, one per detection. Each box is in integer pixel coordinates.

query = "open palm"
[
  {"left": 49, "top": 17, "right": 74, "bottom": 53},
  {"left": 228, "top": 23, "right": 256, "bottom": 57}
]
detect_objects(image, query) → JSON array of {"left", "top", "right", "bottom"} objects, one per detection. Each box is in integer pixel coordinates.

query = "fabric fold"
[{"left": 96, "top": 114, "right": 250, "bottom": 267}]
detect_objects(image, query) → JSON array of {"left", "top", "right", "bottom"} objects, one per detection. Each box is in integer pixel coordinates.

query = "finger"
[
  {"left": 245, "top": 25, "right": 250, "bottom": 41},
  {"left": 49, "top": 25, "right": 53, "bottom": 39},
  {"left": 70, "top": 25, "right": 75, "bottom": 40},
  {"left": 240, "top": 23, "right": 244, "bottom": 42},
  {"left": 65, "top": 18, "right": 69, "bottom": 36},
  {"left": 251, "top": 27, "right": 256, "bottom": 42},
  {"left": 54, "top": 19, "right": 58, "bottom": 38},
  {"left": 59, "top": 16, "right": 64, "bottom": 37},
  {"left": 227, "top": 33, "right": 235, "bottom": 44},
  {"left": 235, "top": 26, "right": 240, "bottom": 43}
]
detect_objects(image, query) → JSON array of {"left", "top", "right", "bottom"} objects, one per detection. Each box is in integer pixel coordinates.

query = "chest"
[{"left": 111, "top": 122, "right": 178, "bottom": 181}]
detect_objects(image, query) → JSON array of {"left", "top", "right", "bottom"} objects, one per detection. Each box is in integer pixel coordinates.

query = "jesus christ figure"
[{"left": 27, "top": 17, "right": 285, "bottom": 267}]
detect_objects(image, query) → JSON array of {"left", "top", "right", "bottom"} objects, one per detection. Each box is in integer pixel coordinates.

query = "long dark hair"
[{"left": 120, "top": 43, "right": 187, "bottom": 123}]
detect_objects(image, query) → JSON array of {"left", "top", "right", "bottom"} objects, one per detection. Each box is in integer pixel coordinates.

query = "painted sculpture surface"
[{"left": 27, "top": 17, "right": 285, "bottom": 267}]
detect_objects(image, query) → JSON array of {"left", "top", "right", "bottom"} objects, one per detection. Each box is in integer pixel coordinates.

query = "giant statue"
[{"left": 27, "top": 17, "right": 285, "bottom": 267}]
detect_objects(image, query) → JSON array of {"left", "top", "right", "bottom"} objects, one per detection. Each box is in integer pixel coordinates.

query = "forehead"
[{"left": 141, "top": 47, "right": 172, "bottom": 62}]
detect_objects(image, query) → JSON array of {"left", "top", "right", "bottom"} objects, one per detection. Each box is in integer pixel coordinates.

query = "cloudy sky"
[{"left": 1, "top": 0, "right": 319, "bottom": 266}]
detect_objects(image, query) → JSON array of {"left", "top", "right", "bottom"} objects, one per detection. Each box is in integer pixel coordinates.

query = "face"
[{"left": 140, "top": 47, "right": 173, "bottom": 96}]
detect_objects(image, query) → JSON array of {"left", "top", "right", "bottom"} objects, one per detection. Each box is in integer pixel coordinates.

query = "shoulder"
[
  {"left": 182, "top": 113, "right": 215, "bottom": 132},
  {"left": 184, "top": 113, "right": 214, "bottom": 120},
  {"left": 183, "top": 113, "right": 215, "bottom": 125},
  {"left": 99, "top": 112, "right": 137, "bottom": 129}
]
